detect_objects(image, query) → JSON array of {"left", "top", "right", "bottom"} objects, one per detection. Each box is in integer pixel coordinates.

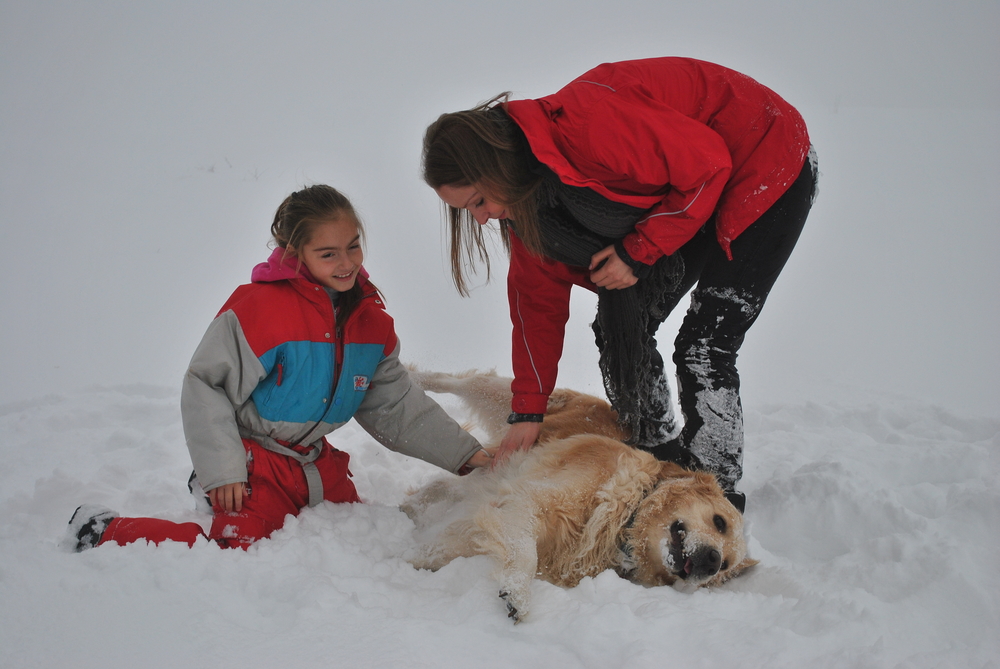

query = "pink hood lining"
[{"left": 250, "top": 247, "right": 369, "bottom": 286}]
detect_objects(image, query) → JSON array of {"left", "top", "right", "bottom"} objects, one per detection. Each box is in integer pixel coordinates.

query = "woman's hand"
[
  {"left": 492, "top": 421, "right": 542, "bottom": 469},
  {"left": 589, "top": 245, "right": 638, "bottom": 289},
  {"left": 209, "top": 482, "right": 248, "bottom": 513}
]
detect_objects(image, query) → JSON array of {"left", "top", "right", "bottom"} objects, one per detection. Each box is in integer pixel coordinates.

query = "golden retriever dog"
[{"left": 402, "top": 369, "right": 756, "bottom": 622}]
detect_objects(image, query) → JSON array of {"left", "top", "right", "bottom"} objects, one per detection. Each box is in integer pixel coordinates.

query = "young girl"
[{"left": 64, "top": 185, "right": 491, "bottom": 551}]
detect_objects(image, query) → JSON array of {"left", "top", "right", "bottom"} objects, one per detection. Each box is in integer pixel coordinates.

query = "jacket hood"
[{"left": 250, "top": 247, "right": 370, "bottom": 287}]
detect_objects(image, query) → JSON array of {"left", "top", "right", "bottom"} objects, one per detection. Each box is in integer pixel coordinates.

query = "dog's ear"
[
  {"left": 655, "top": 460, "right": 688, "bottom": 481},
  {"left": 702, "top": 556, "right": 759, "bottom": 587}
]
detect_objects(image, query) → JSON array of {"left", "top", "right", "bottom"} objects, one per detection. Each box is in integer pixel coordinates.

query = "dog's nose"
[{"left": 688, "top": 547, "right": 723, "bottom": 578}]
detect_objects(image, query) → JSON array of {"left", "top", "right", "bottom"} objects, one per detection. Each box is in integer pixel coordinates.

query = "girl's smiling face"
[{"left": 291, "top": 216, "right": 363, "bottom": 291}]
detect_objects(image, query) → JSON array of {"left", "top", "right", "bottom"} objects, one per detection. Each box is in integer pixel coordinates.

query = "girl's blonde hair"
[
  {"left": 422, "top": 95, "right": 545, "bottom": 296},
  {"left": 270, "top": 184, "right": 377, "bottom": 321}
]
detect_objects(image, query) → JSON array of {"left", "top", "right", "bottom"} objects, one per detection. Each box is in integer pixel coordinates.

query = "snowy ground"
[{"left": 1, "top": 382, "right": 997, "bottom": 668}]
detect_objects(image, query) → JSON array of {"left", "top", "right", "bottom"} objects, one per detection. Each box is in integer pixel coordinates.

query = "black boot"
[
  {"left": 647, "top": 438, "right": 698, "bottom": 470},
  {"left": 724, "top": 491, "right": 746, "bottom": 514},
  {"left": 649, "top": 441, "right": 747, "bottom": 515}
]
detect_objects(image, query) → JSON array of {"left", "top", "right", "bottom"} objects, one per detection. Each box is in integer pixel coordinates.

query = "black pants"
[{"left": 643, "top": 150, "right": 818, "bottom": 491}]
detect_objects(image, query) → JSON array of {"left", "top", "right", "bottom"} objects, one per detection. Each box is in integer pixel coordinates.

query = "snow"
[
  {"left": 2, "top": 387, "right": 997, "bottom": 667},
  {"left": 1, "top": 1, "right": 998, "bottom": 667}
]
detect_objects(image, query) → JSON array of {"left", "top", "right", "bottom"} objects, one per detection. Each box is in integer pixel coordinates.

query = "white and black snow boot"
[
  {"left": 61, "top": 504, "right": 118, "bottom": 552},
  {"left": 187, "top": 470, "right": 213, "bottom": 514}
]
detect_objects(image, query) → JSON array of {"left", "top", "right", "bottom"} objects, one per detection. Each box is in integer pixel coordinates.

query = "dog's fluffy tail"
[
  {"left": 406, "top": 366, "right": 512, "bottom": 444},
  {"left": 407, "top": 366, "right": 499, "bottom": 394}
]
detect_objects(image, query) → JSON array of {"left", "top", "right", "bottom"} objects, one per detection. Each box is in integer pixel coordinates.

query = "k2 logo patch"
[{"left": 353, "top": 375, "right": 370, "bottom": 391}]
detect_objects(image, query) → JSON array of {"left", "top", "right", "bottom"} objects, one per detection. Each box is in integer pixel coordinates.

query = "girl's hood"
[{"left": 250, "top": 247, "right": 369, "bottom": 285}]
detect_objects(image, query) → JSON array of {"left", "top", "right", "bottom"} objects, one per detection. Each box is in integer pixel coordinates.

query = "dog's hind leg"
[
  {"left": 407, "top": 518, "right": 480, "bottom": 572},
  {"left": 473, "top": 501, "right": 539, "bottom": 623},
  {"left": 400, "top": 477, "right": 463, "bottom": 525}
]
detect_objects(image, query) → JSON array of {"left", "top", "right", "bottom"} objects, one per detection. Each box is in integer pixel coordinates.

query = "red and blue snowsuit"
[{"left": 100, "top": 249, "right": 482, "bottom": 549}]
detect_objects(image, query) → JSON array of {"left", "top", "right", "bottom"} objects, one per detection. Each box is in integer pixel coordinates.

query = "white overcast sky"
[{"left": 1, "top": 0, "right": 997, "bottom": 416}]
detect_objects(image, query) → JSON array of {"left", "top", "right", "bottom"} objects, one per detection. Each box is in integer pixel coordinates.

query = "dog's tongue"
[{"left": 684, "top": 558, "right": 694, "bottom": 575}]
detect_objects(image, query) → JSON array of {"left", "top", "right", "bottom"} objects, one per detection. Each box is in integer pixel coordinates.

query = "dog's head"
[{"left": 625, "top": 465, "right": 756, "bottom": 588}]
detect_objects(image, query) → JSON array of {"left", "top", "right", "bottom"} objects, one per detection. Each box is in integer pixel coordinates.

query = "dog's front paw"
[{"left": 499, "top": 590, "right": 525, "bottom": 623}]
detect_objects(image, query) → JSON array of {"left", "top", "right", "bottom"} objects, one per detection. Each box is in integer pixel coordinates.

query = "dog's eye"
[
  {"left": 713, "top": 515, "right": 727, "bottom": 533},
  {"left": 720, "top": 560, "right": 729, "bottom": 571}
]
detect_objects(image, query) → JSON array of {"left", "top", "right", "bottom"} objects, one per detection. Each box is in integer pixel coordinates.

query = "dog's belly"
[{"left": 488, "top": 436, "right": 661, "bottom": 586}]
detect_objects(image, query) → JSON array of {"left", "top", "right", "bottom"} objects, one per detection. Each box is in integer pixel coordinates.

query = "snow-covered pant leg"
[
  {"left": 209, "top": 438, "right": 361, "bottom": 549},
  {"left": 670, "top": 154, "right": 817, "bottom": 490},
  {"left": 635, "top": 351, "right": 678, "bottom": 445},
  {"left": 592, "top": 316, "right": 678, "bottom": 447}
]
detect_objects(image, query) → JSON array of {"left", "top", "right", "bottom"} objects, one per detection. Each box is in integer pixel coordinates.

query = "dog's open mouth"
[
  {"left": 666, "top": 520, "right": 723, "bottom": 581},
  {"left": 667, "top": 520, "right": 692, "bottom": 577}
]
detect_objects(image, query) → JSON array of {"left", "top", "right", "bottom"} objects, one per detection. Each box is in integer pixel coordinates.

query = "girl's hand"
[
  {"left": 492, "top": 421, "right": 542, "bottom": 469},
  {"left": 589, "top": 245, "right": 638, "bottom": 290},
  {"left": 209, "top": 482, "right": 248, "bottom": 513},
  {"left": 466, "top": 449, "right": 494, "bottom": 468}
]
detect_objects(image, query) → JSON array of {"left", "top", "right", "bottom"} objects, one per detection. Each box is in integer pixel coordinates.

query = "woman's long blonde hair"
[{"left": 422, "top": 94, "right": 545, "bottom": 296}]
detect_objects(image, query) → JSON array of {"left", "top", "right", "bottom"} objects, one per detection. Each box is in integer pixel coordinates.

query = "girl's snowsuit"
[
  {"left": 501, "top": 57, "right": 816, "bottom": 490},
  {"left": 100, "top": 249, "right": 483, "bottom": 549}
]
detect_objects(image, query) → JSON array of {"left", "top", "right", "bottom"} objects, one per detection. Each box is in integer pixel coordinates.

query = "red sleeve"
[{"left": 507, "top": 235, "right": 590, "bottom": 414}]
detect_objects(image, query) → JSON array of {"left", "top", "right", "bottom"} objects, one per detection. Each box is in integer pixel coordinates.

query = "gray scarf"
[{"left": 528, "top": 170, "right": 684, "bottom": 443}]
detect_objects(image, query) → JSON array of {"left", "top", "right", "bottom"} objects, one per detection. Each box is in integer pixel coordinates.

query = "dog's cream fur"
[{"left": 402, "top": 369, "right": 756, "bottom": 622}]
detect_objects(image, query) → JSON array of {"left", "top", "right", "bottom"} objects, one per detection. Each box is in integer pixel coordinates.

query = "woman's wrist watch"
[{"left": 507, "top": 412, "right": 544, "bottom": 424}]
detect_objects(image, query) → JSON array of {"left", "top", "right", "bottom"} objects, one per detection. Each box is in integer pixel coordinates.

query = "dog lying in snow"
[{"left": 401, "top": 369, "right": 756, "bottom": 622}]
